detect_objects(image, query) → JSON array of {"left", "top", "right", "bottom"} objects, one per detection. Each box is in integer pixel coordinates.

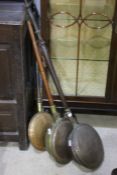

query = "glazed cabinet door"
[{"left": 41, "top": 0, "right": 117, "bottom": 114}]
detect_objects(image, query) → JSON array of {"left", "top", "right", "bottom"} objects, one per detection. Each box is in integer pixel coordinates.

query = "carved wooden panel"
[{"left": 0, "top": 44, "right": 15, "bottom": 99}]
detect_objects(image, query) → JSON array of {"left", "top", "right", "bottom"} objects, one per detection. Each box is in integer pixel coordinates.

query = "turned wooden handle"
[{"left": 27, "top": 20, "right": 54, "bottom": 107}]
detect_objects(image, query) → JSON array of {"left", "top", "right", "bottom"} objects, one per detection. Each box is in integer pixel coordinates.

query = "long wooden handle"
[
  {"left": 27, "top": 20, "right": 54, "bottom": 107},
  {"left": 26, "top": 3, "right": 68, "bottom": 110}
]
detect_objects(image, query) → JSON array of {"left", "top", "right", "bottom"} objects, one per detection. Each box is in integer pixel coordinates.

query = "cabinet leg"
[{"left": 19, "top": 140, "right": 29, "bottom": 150}]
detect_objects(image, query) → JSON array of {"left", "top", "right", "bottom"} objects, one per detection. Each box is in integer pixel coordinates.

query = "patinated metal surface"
[
  {"left": 69, "top": 123, "right": 104, "bottom": 169},
  {"left": 28, "top": 112, "right": 53, "bottom": 150},
  {"left": 45, "top": 118, "right": 73, "bottom": 164}
]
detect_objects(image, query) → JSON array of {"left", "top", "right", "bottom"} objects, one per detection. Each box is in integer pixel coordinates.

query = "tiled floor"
[{"left": 0, "top": 114, "right": 117, "bottom": 175}]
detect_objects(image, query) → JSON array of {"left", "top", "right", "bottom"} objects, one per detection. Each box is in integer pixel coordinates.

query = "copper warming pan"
[{"left": 26, "top": 0, "right": 104, "bottom": 169}]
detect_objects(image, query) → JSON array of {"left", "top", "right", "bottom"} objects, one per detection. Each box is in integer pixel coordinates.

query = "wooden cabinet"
[
  {"left": 0, "top": 2, "right": 35, "bottom": 150},
  {"left": 40, "top": 0, "right": 117, "bottom": 115}
]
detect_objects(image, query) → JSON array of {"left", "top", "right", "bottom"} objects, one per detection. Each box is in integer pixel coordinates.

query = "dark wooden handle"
[{"left": 27, "top": 20, "right": 54, "bottom": 107}]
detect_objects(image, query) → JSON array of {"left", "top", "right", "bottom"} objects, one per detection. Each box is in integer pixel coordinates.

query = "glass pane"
[
  {"left": 50, "top": 22, "right": 78, "bottom": 40},
  {"left": 49, "top": 13, "right": 76, "bottom": 25},
  {"left": 80, "top": 24, "right": 112, "bottom": 61},
  {"left": 49, "top": 0, "right": 80, "bottom": 17},
  {"left": 48, "top": 0, "right": 115, "bottom": 98},
  {"left": 49, "top": 59, "right": 77, "bottom": 96},
  {"left": 83, "top": 14, "right": 112, "bottom": 29},
  {"left": 50, "top": 23, "right": 78, "bottom": 59},
  {"left": 78, "top": 61, "right": 108, "bottom": 96},
  {"left": 82, "top": 0, "right": 116, "bottom": 19}
]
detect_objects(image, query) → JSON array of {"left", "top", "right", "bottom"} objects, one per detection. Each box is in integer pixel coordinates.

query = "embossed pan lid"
[{"left": 68, "top": 123, "right": 104, "bottom": 170}]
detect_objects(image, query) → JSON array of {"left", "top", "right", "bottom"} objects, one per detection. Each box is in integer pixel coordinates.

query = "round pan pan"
[
  {"left": 45, "top": 115, "right": 103, "bottom": 168},
  {"left": 43, "top": 43, "right": 104, "bottom": 166},
  {"left": 45, "top": 57, "right": 104, "bottom": 168},
  {"left": 27, "top": 19, "right": 73, "bottom": 164},
  {"left": 26, "top": 1, "right": 104, "bottom": 169},
  {"left": 68, "top": 123, "right": 104, "bottom": 169},
  {"left": 45, "top": 117, "right": 73, "bottom": 164},
  {"left": 32, "top": 15, "right": 104, "bottom": 169},
  {"left": 28, "top": 64, "right": 53, "bottom": 151}
]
